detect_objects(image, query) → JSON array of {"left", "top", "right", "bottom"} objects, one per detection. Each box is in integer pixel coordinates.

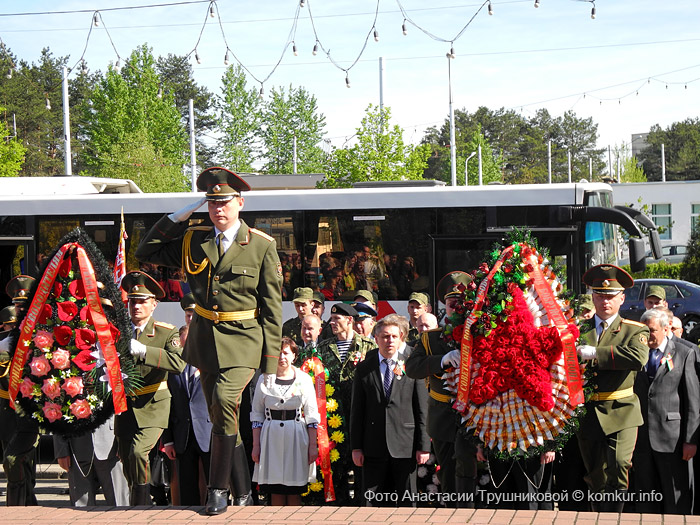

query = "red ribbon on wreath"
[
  {"left": 8, "top": 243, "right": 127, "bottom": 414},
  {"left": 305, "top": 356, "right": 335, "bottom": 502}
]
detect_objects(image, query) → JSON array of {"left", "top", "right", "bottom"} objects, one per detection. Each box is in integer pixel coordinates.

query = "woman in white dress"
[{"left": 251, "top": 337, "right": 319, "bottom": 505}]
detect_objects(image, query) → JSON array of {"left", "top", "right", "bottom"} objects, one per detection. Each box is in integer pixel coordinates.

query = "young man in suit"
[
  {"left": 632, "top": 308, "right": 699, "bottom": 514},
  {"left": 351, "top": 314, "right": 430, "bottom": 506},
  {"left": 576, "top": 264, "right": 650, "bottom": 512},
  {"left": 136, "top": 167, "right": 283, "bottom": 514}
]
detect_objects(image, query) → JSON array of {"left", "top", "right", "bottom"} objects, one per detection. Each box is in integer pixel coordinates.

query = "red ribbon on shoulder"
[{"left": 8, "top": 243, "right": 127, "bottom": 414}]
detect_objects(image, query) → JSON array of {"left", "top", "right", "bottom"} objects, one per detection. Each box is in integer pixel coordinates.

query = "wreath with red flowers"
[
  {"left": 8, "top": 228, "right": 140, "bottom": 437},
  {"left": 445, "top": 231, "right": 589, "bottom": 459}
]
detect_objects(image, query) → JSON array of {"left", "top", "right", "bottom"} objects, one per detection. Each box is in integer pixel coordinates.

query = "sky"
[{"left": 1, "top": 0, "right": 699, "bottom": 157}]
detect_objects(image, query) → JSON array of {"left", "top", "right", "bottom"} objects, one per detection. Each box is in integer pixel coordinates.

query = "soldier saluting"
[{"left": 136, "top": 167, "right": 282, "bottom": 515}]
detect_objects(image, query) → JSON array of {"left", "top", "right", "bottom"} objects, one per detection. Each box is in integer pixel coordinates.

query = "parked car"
[{"left": 620, "top": 278, "right": 700, "bottom": 335}]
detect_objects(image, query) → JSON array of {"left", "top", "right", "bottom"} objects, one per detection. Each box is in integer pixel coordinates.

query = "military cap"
[
  {"left": 436, "top": 271, "right": 473, "bottom": 302},
  {"left": 582, "top": 264, "right": 633, "bottom": 295},
  {"left": 408, "top": 292, "right": 430, "bottom": 306},
  {"left": 330, "top": 303, "right": 358, "bottom": 317},
  {"left": 121, "top": 271, "right": 165, "bottom": 300},
  {"left": 6, "top": 275, "right": 36, "bottom": 306},
  {"left": 645, "top": 285, "right": 666, "bottom": 301},
  {"left": 312, "top": 291, "right": 325, "bottom": 305},
  {"left": 352, "top": 302, "right": 377, "bottom": 318},
  {"left": 578, "top": 294, "right": 594, "bottom": 313},
  {"left": 180, "top": 292, "right": 196, "bottom": 311},
  {"left": 292, "top": 287, "right": 314, "bottom": 303},
  {"left": 196, "top": 166, "right": 251, "bottom": 201},
  {"left": 353, "top": 289, "right": 377, "bottom": 305},
  {"left": 0, "top": 305, "right": 17, "bottom": 325}
]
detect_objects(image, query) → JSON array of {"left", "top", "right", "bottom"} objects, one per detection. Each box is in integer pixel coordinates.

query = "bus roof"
[
  {"left": 0, "top": 182, "right": 612, "bottom": 217},
  {"left": 0, "top": 176, "right": 142, "bottom": 195}
]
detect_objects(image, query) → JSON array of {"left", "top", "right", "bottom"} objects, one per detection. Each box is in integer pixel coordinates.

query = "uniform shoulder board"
[
  {"left": 186, "top": 225, "right": 213, "bottom": 232},
  {"left": 154, "top": 321, "right": 176, "bottom": 330},
  {"left": 250, "top": 228, "right": 274, "bottom": 242},
  {"left": 621, "top": 318, "right": 646, "bottom": 328}
]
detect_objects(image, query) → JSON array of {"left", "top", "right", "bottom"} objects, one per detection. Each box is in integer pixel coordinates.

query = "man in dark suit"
[
  {"left": 136, "top": 167, "right": 283, "bottom": 514},
  {"left": 53, "top": 416, "right": 129, "bottom": 506},
  {"left": 115, "top": 271, "right": 186, "bottom": 505},
  {"left": 576, "top": 264, "right": 649, "bottom": 512},
  {"left": 351, "top": 314, "right": 430, "bottom": 506},
  {"left": 633, "top": 308, "right": 699, "bottom": 514}
]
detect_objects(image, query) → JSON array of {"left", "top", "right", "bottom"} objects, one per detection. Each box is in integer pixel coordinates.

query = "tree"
[
  {"left": 0, "top": 47, "right": 67, "bottom": 176},
  {"left": 260, "top": 84, "right": 327, "bottom": 174},
  {"left": 457, "top": 125, "right": 503, "bottom": 185},
  {"left": 612, "top": 142, "right": 647, "bottom": 183},
  {"left": 216, "top": 64, "right": 261, "bottom": 172},
  {"left": 156, "top": 54, "right": 217, "bottom": 169},
  {"left": 322, "top": 104, "right": 431, "bottom": 188},
  {"left": 639, "top": 118, "right": 700, "bottom": 181},
  {"left": 79, "top": 44, "right": 189, "bottom": 191},
  {"left": 0, "top": 105, "right": 26, "bottom": 176},
  {"left": 680, "top": 220, "right": 700, "bottom": 285}
]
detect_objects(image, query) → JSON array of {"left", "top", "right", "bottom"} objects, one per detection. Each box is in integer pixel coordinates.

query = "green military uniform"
[
  {"left": 1, "top": 277, "right": 40, "bottom": 507},
  {"left": 576, "top": 264, "right": 650, "bottom": 510},
  {"left": 135, "top": 166, "right": 282, "bottom": 515},
  {"left": 405, "top": 271, "right": 476, "bottom": 506},
  {"left": 406, "top": 326, "right": 419, "bottom": 344},
  {"left": 115, "top": 271, "right": 185, "bottom": 504},
  {"left": 281, "top": 316, "right": 303, "bottom": 346}
]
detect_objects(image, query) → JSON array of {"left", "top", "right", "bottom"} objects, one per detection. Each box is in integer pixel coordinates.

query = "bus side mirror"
[
  {"left": 628, "top": 238, "right": 646, "bottom": 273},
  {"left": 648, "top": 229, "right": 663, "bottom": 261}
]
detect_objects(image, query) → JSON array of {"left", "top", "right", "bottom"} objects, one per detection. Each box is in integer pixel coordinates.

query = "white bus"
[{"left": 0, "top": 177, "right": 659, "bottom": 326}]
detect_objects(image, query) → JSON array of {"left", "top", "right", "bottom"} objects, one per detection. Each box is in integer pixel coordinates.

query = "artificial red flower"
[
  {"left": 57, "top": 301, "right": 78, "bottom": 322},
  {"left": 53, "top": 281, "right": 63, "bottom": 298},
  {"left": 75, "top": 328, "right": 96, "bottom": 351},
  {"left": 37, "top": 304, "right": 53, "bottom": 324},
  {"left": 53, "top": 325, "right": 73, "bottom": 346},
  {"left": 72, "top": 349, "right": 96, "bottom": 371},
  {"left": 79, "top": 305, "right": 93, "bottom": 324},
  {"left": 58, "top": 256, "right": 72, "bottom": 278},
  {"left": 68, "top": 280, "right": 85, "bottom": 300}
]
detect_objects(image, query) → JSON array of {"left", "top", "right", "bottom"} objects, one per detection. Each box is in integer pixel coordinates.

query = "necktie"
[
  {"left": 598, "top": 320, "right": 607, "bottom": 343},
  {"left": 134, "top": 328, "right": 140, "bottom": 339},
  {"left": 383, "top": 358, "right": 394, "bottom": 399},
  {"left": 647, "top": 348, "right": 662, "bottom": 380},
  {"left": 217, "top": 232, "right": 225, "bottom": 259}
]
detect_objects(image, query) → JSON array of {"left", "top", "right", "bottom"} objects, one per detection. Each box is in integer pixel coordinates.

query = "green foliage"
[
  {"left": 680, "top": 221, "right": 700, "bottom": 285},
  {"left": 0, "top": 105, "right": 26, "bottom": 176},
  {"left": 611, "top": 142, "right": 647, "bottom": 182},
  {"left": 422, "top": 107, "right": 604, "bottom": 184},
  {"left": 624, "top": 261, "right": 682, "bottom": 280},
  {"left": 322, "top": 105, "right": 430, "bottom": 188},
  {"left": 639, "top": 118, "right": 700, "bottom": 181},
  {"left": 457, "top": 125, "right": 503, "bottom": 185},
  {"left": 79, "top": 44, "right": 188, "bottom": 191},
  {"left": 216, "top": 64, "right": 261, "bottom": 172}
]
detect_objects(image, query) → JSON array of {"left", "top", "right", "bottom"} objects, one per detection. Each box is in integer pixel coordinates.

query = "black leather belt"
[{"left": 268, "top": 409, "right": 298, "bottom": 421}]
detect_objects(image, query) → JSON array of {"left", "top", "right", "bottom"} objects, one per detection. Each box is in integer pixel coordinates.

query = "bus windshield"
[{"left": 584, "top": 189, "right": 618, "bottom": 268}]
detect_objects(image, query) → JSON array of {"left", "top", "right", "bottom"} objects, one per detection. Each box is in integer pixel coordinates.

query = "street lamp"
[
  {"left": 447, "top": 51, "right": 457, "bottom": 186},
  {"left": 465, "top": 152, "right": 476, "bottom": 186}
]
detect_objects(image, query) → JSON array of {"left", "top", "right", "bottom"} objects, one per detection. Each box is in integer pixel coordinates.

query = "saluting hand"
[{"left": 168, "top": 197, "right": 207, "bottom": 223}]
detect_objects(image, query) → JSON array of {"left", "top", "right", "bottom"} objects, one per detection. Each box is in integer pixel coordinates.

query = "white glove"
[
  {"left": 168, "top": 197, "right": 207, "bottom": 223},
  {"left": 130, "top": 339, "right": 147, "bottom": 360},
  {"left": 0, "top": 336, "right": 11, "bottom": 353},
  {"left": 577, "top": 345, "right": 597, "bottom": 361},
  {"left": 441, "top": 349, "right": 461, "bottom": 369}
]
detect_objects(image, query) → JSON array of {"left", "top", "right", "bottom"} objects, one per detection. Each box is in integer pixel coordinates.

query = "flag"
[{"left": 114, "top": 207, "right": 128, "bottom": 303}]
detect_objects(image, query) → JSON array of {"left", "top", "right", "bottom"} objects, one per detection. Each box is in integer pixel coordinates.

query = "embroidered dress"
[{"left": 251, "top": 367, "right": 320, "bottom": 491}]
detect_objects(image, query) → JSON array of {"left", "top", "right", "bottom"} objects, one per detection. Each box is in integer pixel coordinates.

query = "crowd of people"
[{"left": 1, "top": 166, "right": 699, "bottom": 516}]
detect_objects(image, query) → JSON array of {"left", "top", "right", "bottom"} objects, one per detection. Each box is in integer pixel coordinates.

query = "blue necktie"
[
  {"left": 383, "top": 358, "right": 394, "bottom": 399},
  {"left": 647, "top": 349, "right": 662, "bottom": 380}
]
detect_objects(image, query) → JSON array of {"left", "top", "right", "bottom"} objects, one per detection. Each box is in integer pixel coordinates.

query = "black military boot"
[
  {"left": 230, "top": 443, "right": 253, "bottom": 506},
  {"left": 131, "top": 483, "right": 152, "bottom": 506},
  {"left": 206, "top": 433, "right": 237, "bottom": 515},
  {"left": 455, "top": 476, "right": 476, "bottom": 508}
]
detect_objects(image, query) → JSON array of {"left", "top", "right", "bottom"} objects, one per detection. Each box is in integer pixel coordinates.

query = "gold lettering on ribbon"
[
  {"left": 75, "top": 247, "right": 127, "bottom": 414},
  {"left": 309, "top": 356, "right": 335, "bottom": 502}
]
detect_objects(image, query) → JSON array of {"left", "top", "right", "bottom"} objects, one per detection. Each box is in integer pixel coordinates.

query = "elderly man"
[
  {"left": 405, "top": 271, "right": 478, "bottom": 507},
  {"left": 299, "top": 314, "right": 323, "bottom": 353},
  {"left": 353, "top": 302, "right": 377, "bottom": 339},
  {"left": 351, "top": 314, "right": 430, "bottom": 506},
  {"left": 135, "top": 167, "right": 282, "bottom": 515},
  {"left": 415, "top": 312, "right": 438, "bottom": 334},
  {"left": 633, "top": 308, "right": 699, "bottom": 514},
  {"left": 116, "top": 271, "right": 185, "bottom": 505},
  {"left": 576, "top": 264, "right": 649, "bottom": 512}
]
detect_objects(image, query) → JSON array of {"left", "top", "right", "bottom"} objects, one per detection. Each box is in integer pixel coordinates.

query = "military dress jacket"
[
  {"left": 579, "top": 316, "right": 650, "bottom": 436},
  {"left": 405, "top": 328, "right": 460, "bottom": 441},
  {"left": 282, "top": 316, "right": 303, "bottom": 347},
  {"left": 135, "top": 216, "right": 283, "bottom": 374},
  {"left": 115, "top": 316, "right": 185, "bottom": 436}
]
